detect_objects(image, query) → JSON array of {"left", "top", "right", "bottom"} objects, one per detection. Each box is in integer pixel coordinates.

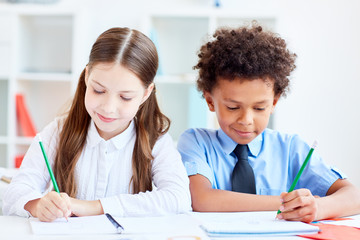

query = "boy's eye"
[
  {"left": 227, "top": 106, "right": 239, "bottom": 111},
  {"left": 255, "top": 107, "right": 266, "bottom": 111}
]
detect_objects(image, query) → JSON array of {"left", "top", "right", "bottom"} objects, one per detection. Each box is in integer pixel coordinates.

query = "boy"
[{"left": 177, "top": 23, "right": 360, "bottom": 223}]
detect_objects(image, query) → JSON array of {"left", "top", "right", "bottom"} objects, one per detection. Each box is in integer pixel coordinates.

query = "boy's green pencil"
[{"left": 277, "top": 140, "right": 318, "bottom": 215}]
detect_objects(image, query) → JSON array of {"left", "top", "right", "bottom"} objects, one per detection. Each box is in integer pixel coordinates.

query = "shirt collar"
[
  {"left": 86, "top": 120, "right": 136, "bottom": 151},
  {"left": 248, "top": 132, "right": 262, "bottom": 157},
  {"left": 218, "top": 128, "right": 263, "bottom": 157}
]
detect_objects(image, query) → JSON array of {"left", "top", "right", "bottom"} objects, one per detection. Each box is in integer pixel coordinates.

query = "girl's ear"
[
  {"left": 141, "top": 82, "right": 155, "bottom": 104},
  {"left": 270, "top": 94, "right": 280, "bottom": 114},
  {"left": 84, "top": 66, "right": 89, "bottom": 86},
  {"left": 204, "top": 91, "right": 215, "bottom": 112}
]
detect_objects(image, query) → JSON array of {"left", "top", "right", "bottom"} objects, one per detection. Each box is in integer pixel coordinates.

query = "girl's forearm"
[{"left": 70, "top": 198, "right": 104, "bottom": 217}]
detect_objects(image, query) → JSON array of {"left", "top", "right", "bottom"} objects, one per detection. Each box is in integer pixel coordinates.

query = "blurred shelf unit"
[
  {"left": 141, "top": 8, "right": 276, "bottom": 140},
  {"left": 0, "top": 4, "right": 86, "bottom": 168}
]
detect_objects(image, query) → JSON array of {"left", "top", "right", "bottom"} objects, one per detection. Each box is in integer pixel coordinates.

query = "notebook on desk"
[
  {"left": 191, "top": 211, "right": 319, "bottom": 237},
  {"left": 29, "top": 213, "right": 210, "bottom": 239},
  {"left": 29, "top": 214, "right": 120, "bottom": 235}
]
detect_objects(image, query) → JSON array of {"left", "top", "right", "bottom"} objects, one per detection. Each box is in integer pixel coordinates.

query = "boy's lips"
[
  {"left": 234, "top": 129, "right": 253, "bottom": 137},
  {"left": 97, "top": 113, "right": 116, "bottom": 123}
]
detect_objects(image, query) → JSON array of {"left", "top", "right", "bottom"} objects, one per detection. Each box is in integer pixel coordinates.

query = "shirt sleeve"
[
  {"left": 177, "top": 129, "right": 215, "bottom": 185},
  {"left": 289, "top": 135, "right": 346, "bottom": 197},
  {"left": 100, "top": 133, "right": 192, "bottom": 217},
  {"left": 2, "top": 119, "right": 60, "bottom": 217}
]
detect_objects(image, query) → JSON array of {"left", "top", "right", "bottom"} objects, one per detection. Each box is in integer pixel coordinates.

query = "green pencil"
[
  {"left": 277, "top": 140, "right": 318, "bottom": 215},
  {"left": 38, "top": 135, "right": 60, "bottom": 193},
  {"left": 39, "top": 135, "right": 69, "bottom": 221}
]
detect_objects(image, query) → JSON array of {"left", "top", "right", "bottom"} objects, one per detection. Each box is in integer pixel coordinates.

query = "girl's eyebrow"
[
  {"left": 92, "top": 80, "right": 106, "bottom": 89},
  {"left": 92, "top": 80, "right": 136, "bottom": 93}
]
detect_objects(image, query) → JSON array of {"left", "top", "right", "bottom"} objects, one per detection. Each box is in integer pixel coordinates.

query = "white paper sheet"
[
  {"left": 318, "top": 219, "right": 360, "bottom": 228},
  {"left": 30, "top": 215, "right": 118, "bottom": 235},
  {"left": 191, "top": 211, "right": 319, "bottom": 237}
]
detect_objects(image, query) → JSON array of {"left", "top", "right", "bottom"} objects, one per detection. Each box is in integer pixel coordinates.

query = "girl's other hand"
[
  {"left": 277, "top": 189, "right": 319, "bottom": 223},
  {"left": 24, "top": 191, "right": 72, "bottom": 222}
]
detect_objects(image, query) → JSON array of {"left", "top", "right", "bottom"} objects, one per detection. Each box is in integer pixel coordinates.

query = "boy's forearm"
[
  {"left": 192, "top": 188, "right": 281, "bottom": 212},
  {"left": 316, "top": 185, "right": 360, "bottom": 220}
]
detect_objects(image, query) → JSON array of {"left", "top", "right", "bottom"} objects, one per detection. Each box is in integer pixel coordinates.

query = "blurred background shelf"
[{"left": 0, "top": 4, "right": 86, "bottom": 168}]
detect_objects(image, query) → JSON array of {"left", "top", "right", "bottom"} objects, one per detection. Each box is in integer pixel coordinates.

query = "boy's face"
[{"left": 204, "top": 77, "right": 279, "bottom": 145}]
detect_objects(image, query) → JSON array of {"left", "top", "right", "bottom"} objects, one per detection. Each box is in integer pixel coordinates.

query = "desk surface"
[{"left": 0, "top": 214, "right": 317, "bottom": 240}]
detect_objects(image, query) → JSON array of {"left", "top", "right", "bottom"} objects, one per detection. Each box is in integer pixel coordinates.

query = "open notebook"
[
  {"left": 30, "top": 214, "right": 121, "bottom": 235},
  {"left": 191, "top": 211, "right": 319, "bottom": 237},
  {"left": 29, "top": 213, "right": 210, "bottom": 239}
]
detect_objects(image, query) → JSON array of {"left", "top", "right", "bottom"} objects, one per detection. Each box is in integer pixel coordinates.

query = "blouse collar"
[{"left": 86, "top": 120, "right": 136, "bottom": 152}]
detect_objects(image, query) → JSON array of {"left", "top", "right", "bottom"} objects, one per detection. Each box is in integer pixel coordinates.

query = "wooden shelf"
[{"left": 17, "top": 72, "right": 73, "bottom": 82}]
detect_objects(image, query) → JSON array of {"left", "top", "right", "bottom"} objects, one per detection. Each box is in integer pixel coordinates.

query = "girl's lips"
[{"left": 97, "top": 113, "right": 116, "bottom": 123}]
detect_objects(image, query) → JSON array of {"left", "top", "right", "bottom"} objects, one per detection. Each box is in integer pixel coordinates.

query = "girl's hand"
[
  {"left": 277, "top": 189, "right": 319, "bottom": 223},
  {"left": 24, "top": 191, "right": 72, "bottom": 222}
]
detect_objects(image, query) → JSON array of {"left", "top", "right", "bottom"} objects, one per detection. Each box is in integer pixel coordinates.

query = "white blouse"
[{"left": 2, "top": 118, "right": 191, "bottom": 217}]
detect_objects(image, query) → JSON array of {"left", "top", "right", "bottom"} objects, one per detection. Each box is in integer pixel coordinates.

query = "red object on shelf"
[
  {"left": 16, "top": 93, "right": 37, "bottom": 137},
  {"left": 15, "top": 154, "right": 25, "bottom": 168}
]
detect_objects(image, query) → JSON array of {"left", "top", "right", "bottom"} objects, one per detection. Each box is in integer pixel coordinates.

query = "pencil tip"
[{"left": 312, "top": 140, "right": 318, "bottom": 149}]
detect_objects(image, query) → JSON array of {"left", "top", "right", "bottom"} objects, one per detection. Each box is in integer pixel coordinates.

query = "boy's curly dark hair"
[{"left": 194, "top": 22, "right": 297, "bottom": 97}]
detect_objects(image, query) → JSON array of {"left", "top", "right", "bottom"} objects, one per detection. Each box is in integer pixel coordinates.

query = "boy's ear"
[
  {"left": 141, "top": 82, "right": 155, "bottom": 104},
  {"left": 204, "top": 91, "right": 215, "bottom": 112},
  {"left": 271, "top": 94, "right": 280, "bottom": 114}
]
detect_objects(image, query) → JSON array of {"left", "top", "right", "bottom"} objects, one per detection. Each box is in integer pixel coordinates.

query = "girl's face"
[{"left": 84, "top": 63, "right": 153, "bottom": 140}]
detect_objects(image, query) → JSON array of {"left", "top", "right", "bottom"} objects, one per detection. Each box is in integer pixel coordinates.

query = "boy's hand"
[
  {"left": 277, "top": 189, "right": 319, "bottom": 223},
  {"left": 24, "top": 191, "right": 72, "bottom": 222}
]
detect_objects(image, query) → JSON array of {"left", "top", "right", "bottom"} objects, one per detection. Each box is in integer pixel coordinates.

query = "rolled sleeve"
[{"left": 178, "top": 129, "right": 215, "bottom": 185}]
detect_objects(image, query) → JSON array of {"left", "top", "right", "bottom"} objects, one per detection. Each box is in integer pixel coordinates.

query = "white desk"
[
  {"left": 1, "top": 214, "right": 210, "bottom": 240},
  {"left": 0, "top": 214, "right": 313, "bottom": 240}
]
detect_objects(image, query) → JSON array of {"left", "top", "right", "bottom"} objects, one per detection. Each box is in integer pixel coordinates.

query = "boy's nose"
[{"left": 237, "top": 110, "right": 253, "bottom": 125}]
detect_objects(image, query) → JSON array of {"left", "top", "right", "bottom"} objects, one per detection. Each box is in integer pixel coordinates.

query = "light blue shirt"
[{"left": 177, "top": 128, "right": 345, "bottom": 197}]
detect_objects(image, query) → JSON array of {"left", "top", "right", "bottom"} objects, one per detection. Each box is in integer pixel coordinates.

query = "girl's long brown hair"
[{"left": 54, "top": 27, "right": 169, "bottom": 197}]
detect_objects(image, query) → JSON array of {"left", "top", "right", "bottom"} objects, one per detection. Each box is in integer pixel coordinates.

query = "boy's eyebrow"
[{"left": 224, "top": 98, "right": 270, "bottom": 104}]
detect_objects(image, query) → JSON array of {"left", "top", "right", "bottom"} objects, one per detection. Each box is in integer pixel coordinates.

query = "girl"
[{"left": 3, "top": 27, "right": 191, "bottom": 222}]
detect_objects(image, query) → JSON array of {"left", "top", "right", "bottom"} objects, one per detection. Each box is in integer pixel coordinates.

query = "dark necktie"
[{"left": 231, "top": 144, "right": 256, "bottom": 194}]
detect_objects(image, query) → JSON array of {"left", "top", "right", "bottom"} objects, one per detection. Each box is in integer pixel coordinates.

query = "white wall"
[
  {"left": 272, "top": 0, "right": 360, "bottom": 187},
  {"left": 72, "top": 0, "right": 360, "bottom": 186}
]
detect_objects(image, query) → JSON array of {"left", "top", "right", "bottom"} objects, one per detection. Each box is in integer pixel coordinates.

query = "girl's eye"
[
  {"left": 93, "top": 89, "right": 104, "bottom": 94},
  {"left": 121, "top": 96, "right": 132, "bottom": 101},
  {"left": 255, "top": 107, "right": 266, "bottom": 111}
]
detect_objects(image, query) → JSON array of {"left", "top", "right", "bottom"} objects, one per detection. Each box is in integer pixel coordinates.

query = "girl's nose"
[{"left": 101, "top": 96, "right": 117, "bottom": 114}]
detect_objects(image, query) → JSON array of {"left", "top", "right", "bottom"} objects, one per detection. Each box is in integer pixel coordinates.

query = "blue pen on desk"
[
  {"left": 277, "top": 140, "right": 318, "bottom": 215},
  {"left": 106, "top": 213, "right": 124, "bottom": 233},
  {"left": 38, "top": 134, "right": 68, "bottom": 221}
]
